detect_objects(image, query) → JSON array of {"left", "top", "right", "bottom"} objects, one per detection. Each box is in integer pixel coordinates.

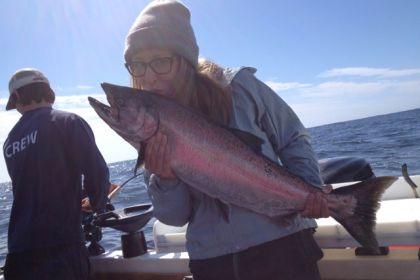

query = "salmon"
[{"left": 89, "top": 82, "right": 397, "bottom": 254}]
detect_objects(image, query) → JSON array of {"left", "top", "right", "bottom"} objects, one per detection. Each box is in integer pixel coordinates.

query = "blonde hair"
[
  {"left": 132, "top": 57, "right": 232, "bottom": 125},
  {"left": 198, "top": 57, "right": 229, "bottom": 88}
]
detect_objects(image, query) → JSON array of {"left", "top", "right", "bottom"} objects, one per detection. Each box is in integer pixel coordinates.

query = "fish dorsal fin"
[{"left": 227, "top": 127, "right": 265, "bottom": 153}]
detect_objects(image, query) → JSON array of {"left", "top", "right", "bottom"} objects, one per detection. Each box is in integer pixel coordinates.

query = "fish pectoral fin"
[
  {"left": 227, "top": 127, "right": 265, "bottom": 153},
  {"left": 133, "top": 142, "right": 146, "bottom": 175},
  {"left": 215, "top": 199, "right": 231, "bottom": 223}
]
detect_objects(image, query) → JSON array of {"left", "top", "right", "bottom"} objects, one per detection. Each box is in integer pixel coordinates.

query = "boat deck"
[
  {"left": 92, "top": 176, "right": 420, "bottom": 280},
  {"left": 92, "top": 247, "right": 420, "bottom": 280}
]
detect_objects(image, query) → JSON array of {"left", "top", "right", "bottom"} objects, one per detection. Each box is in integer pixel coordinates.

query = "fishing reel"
[
  {"left": 82, "top": 172, "right": 145, "bottom": 257},
  {"left": 82, "top": 201, "right": 115, "bottom": 256}
]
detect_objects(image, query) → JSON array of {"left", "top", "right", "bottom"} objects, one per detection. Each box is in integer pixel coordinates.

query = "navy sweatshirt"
[{"left": 3, "top": 107, "right": 109, "bottom": 253}]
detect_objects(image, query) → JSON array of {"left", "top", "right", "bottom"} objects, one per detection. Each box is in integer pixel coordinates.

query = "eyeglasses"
[{"left": 125, "top": 56, "right": 176, "bottom": 77}]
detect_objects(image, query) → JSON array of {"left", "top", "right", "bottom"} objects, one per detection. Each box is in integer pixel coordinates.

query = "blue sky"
[{"left": 1, "top": 0, "right": 420, "bottom": 182}]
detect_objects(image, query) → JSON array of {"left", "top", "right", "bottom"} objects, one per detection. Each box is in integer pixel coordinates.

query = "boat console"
[{"left": 93, "top": 203, "right": 154, "bottom": 258}]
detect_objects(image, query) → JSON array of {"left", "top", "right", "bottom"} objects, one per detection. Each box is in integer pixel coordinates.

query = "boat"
[
  {"left": 89, "top": 158, "right": 420, "bottom": 280},
  {"left": 1, "top": 157, "right": 419, "bottom": 279}
]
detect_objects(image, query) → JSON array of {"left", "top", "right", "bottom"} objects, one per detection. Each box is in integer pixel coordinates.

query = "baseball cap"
[{"left": 6, "top": 68, "right": 50, "bottom": 110}]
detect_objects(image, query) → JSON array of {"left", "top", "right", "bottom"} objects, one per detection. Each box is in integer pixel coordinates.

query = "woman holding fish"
[{"left": 123, "top": 0, "right": 330, "bottom": 279}]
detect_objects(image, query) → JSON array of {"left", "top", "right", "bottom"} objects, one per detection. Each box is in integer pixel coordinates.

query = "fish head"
[{"left": 88, "top": 83, "right": 159, "bottom": 144}]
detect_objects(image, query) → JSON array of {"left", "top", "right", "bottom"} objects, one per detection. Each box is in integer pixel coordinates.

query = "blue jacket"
[
  {"left": 147, "top": 67, "right": 323, "bottom": 260},
  {"left": 3, "top": 107, "right": 109, "bottom": 253}
]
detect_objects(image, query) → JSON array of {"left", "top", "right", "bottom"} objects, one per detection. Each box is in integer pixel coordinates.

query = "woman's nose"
[{"left": 140, "top": 66, "right": 158, "bottom": 88}]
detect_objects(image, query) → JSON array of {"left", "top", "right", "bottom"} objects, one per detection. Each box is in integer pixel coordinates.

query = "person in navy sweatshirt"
[{"left": 3, "top": 68, "right": 110, "bottom": 280}]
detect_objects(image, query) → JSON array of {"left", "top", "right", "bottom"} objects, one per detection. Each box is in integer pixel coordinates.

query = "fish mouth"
[
  {"left": 88, "top": 96, "right": 138, "bottom": 139},
  {"left": 88, "top": 96, "right": 115, "bottom": 124},
  {"left": 88, "top": 87, "right": 148, "bottom": 140}
]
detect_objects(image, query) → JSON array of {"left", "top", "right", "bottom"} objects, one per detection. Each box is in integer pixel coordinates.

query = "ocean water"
[{"left": 1, "top": 108, "right": 419, "bottom": 265}]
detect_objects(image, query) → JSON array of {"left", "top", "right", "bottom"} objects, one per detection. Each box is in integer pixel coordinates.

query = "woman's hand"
[
  {"left": 301, "top": 185, "right": 332, "bottom": 218},
  {"left": 145, "top": 131, "right": 176, "bottom": 180}
]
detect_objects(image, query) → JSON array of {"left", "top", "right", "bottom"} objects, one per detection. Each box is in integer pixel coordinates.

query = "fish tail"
[{"left": 329, "top": 176, "right": 397, "bottom": 254}]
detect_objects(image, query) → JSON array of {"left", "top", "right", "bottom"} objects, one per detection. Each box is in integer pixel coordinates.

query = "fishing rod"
[{"left": 108, "top": 171, "right": 144, "bottom": 201}]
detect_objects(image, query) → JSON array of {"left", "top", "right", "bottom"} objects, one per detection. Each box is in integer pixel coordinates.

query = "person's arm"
[
  {"left": 68, "top": 115, "right": 109, "bottom": 213},
  {"left": 143, "top": 132, "right": 193, "bottom": 226},
  {"left": 145, "top": 171, "right": 193, "bottom": 226},
  {"left": 234, "top": 69, "right": 323, "bottom": 187},
  {"left": 259, "top": 87, "right": 322, "bottom": 186},
  {"left": 231, "top": 69, "right": 328, "bottom": 218}
]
